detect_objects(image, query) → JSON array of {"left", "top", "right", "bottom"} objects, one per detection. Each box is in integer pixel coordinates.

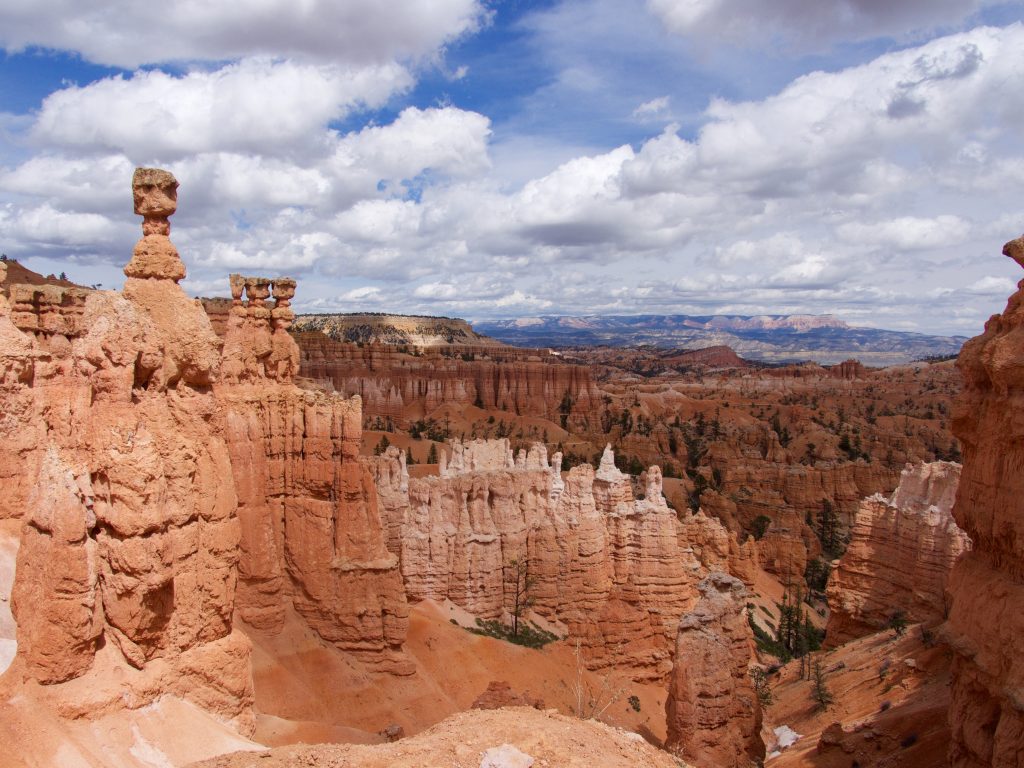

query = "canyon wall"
[
  {"left": 665, "top": 572, "right": 764, "bottom": 767},
  {"left": 216, "top": 276, "right": 411, "bottom": 674},
  {"left": 296, "top": 331, "right": 601, "bottom": 430},
  {"left": 946, "top": 236, "right": 1024, "bottom": 767},
  {"left": 825, "top": 461, "right": 968, "bottom": 647}
]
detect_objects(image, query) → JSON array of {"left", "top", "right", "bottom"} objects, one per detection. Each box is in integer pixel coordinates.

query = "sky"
[{"left": 1, "top": 1, "right": 1024, "bottom": 336}]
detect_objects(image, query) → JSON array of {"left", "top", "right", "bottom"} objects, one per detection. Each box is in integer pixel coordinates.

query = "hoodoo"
[
  {"left": 3, "top": 169, "right": 256, "bottom": 747},
  {"left": 664, "top": 572, "right": 764, "bottom": 768},
  {"left": 216, "top": 274, "right": 412, "bottom": 673}
]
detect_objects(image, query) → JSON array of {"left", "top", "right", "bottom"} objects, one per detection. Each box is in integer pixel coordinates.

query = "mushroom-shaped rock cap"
[
  {"left": 132, "top": 167, "right": 178, "bottom": 218},
  {"left": 1004, "top": 235, "right": 1024, "bottom": 269}
]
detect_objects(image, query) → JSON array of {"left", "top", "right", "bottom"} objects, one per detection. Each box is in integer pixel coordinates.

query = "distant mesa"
[{"left": 292, "top": 312, "right": 503, "bottom": 348}]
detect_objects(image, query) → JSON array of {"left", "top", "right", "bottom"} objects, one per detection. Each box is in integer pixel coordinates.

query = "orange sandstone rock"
[
  {"left": 825, "top": 461, "right": 968, "bottom": 647},
  {"left": 946, "top": 235, "right": 1024, "bottom": 767},
  {"left": 665, "top": 572, "right": 764, "bottom": 767},
  {"left": 3, "top": 168, "right": 253, "bottom": 733},
  {"left": 216, "top": 276, "right": 410, "bottom": 673},
  {"left": 369, "top": 437, "right": 751, "bottom": 681}
]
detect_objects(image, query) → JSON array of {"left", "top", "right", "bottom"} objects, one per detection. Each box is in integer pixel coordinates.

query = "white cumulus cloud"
[{"left": 0, "top": 0, "right": 487, "bottom": 68}]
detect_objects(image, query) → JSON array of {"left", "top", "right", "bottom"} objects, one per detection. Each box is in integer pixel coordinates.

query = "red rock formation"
[
  {"left": 665, "top": 572, "right": 764, "bottom": 767},
  {"left": 2, "top": 168, "right": 255, "bottom": 732},
  {"left": 295, "top": 331, "right": 601, "bottom": 429},
  {"left": 217, "top": 276, "right": 411, "bottom": 674},
  {"left": 703, "top": 432, "right": 896, "bottom": 585},
  {"left": 825, "top": 461, "right": 968, "bottom": 647},
  {"left": 367, "top": 438, "right": 755, "bottom": 680},
  {"left": 471, "top": 680, "right": 545, "bottom": 710},
  {"left": 660, "top": 345, "right": 751, "bottom": 370},
  {"left": 946, "top": 235, "right": 1024, "bottom": 767}
]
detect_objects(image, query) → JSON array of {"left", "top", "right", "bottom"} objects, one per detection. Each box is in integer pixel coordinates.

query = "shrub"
[
  {"left": 466, "top": 618, "right": 559, "bottom": 649},
  {"left": 887, "top": 610, "right": 908, "bottom": 637},
  {"left": 751, "top": 515, "right": 772, "bottom": 541}
]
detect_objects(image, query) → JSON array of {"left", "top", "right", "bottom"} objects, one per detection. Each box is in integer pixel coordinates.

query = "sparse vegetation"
[
  {"left": 751, "top": 666, "right": 773, "bottom": 708},
  {"left": 811, "top": 657, "right": 834, "bottom": 710},
  {"left": 887, "top": 610, "right": 908, "bottom": 637},
  {"left": 466, "top": 618, "right": 558, "bottom": 649},
  {"left": 570, "top": 640, "right": 627, "bottom": 721}
]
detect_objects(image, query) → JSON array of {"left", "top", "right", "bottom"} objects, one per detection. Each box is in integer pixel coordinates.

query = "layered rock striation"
[
  {"left": 946, "top": 235, "right": 1024, "bottom": 767},
  {"left": 215, "top": 276, "right": 411, "bottom": 673},
  {"left": 665, "top": 572, "right": 764, "bottom": 767},
  {"left": 825, "top": 461, "right": 969, "bottom": 647},
  {"left": 295, "top": 331, "right": 601, "bottom": 430},
  {"left": 367, "top": 440, "right": 756, "bottom": 679}
]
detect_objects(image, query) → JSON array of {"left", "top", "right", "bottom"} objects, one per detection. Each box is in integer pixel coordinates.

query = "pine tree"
[{"left": 811, "top": 657, "right": 834, "bottom": 710}]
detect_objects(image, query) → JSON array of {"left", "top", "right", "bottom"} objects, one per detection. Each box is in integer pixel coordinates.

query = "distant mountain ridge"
[
  {"left": 503, "top": 313, "right": 848, "bottom": 333},
  {"left": 475, "top": 313, "right": 966, "bottom": 366}
]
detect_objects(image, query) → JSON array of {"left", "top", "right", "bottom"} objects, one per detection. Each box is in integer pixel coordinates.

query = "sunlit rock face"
[
  {"left": 825, "top": 460, "right": 969, "bottom": 647},
  {"left": 215, "top": 274, "right": 412, "bottom": 674},
  {"left": 946, "top": 235, "right": 1024, "bottom": 768},
  {"left": 3, "top": 168, "right": 254, "bottom": 732},
  {"left": 367, "top": 439, "right": 757, "bottom": 681}
]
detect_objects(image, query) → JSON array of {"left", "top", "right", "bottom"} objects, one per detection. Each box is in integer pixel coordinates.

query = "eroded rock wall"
[
  {"left": 825, "top": 461, "right": 968, "bottom": 647},
  {"left": 369, "top": 438, "right": 757, "bottom": 680},
  {"left": 946, "top": 236, "right": 1024, "bottom": 767},
  {"left": 296, "top": 331, "right": 601, "bottom": 430},
  {"left": 218, "top": 277, "right": 411, "bottom": 674}
]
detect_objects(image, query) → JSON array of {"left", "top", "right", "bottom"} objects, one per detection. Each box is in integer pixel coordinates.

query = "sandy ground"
[
  {"left": 0, "top": 685, "right": 262, "bottom": 768},
  {"left": 245, "top": 599, "right": 669, "bottom": 747},
  {"left": 188, "top": 707, "right": 684, "bottom": 768},
  {"left": 764, "top": 625, "right": 950, "bottom": 767}
]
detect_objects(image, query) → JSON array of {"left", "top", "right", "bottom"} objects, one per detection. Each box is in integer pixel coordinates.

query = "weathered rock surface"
[
  {"left": 825, "top": 461, "right": 968, "bottom": 647},
  {"left": 295, "top": 331, "right": 600, "bottom": 430},
  {"left": 188, "top": 706, "right": 682, "bottom": 768},
  {"left": 367, "top": 439, "right": 756, "bottom": 680},
  {"left": 665, "top": 572, "right": 764, "bottom": 767},
  {"left": 2, "top": 169, "right": 254, "bottom": 732},
  {"left": 946, "top": 235, "right": 1024, "bottom": 768},
  {"left": 221, "top": 381, "right": 411, "bottom": 673}
]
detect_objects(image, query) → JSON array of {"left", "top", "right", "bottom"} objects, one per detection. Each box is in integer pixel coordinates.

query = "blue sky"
[{"left": 2, "top": 0, "right": 1024, "bottom": 335}]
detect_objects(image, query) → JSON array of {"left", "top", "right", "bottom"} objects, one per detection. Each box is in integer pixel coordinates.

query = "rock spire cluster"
[
  {"left": 367, "top": 439, "right": 758, "bottom": 680},
  {"left": 221, "top": 274, "right": 300, "bottom": 382}
]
